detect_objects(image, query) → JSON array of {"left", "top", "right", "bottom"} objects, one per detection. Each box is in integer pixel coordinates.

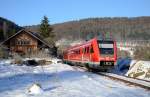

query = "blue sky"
[{"left": 0, "top": 0, "right": 150, "bottom": 26}]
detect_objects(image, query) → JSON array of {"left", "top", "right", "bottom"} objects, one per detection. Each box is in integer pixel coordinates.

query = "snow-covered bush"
[{"left": 13, "top": 53, "right": 23, "bottom": 64}]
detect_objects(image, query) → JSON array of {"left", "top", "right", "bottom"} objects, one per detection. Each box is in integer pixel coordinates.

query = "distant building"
[{"left": 0, "top": 29, "right": 51, "bottom": 55}]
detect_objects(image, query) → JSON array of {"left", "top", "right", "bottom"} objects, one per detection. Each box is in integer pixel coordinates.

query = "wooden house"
[{"left": 0, "top": 29, "right": 51, "bottom": 55}]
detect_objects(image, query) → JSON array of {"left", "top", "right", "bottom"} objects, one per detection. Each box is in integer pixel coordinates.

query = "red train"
[{"left": 63, "top": 38, "right": 117, "bottom": 71}]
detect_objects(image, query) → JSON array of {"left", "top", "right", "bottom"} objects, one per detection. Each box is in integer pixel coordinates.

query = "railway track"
[
  {"left": 71, "top": 65, "right": 150, "bottom": 90},
  {"left": 72, "top": 65, "right": 88, "bottom": 71},
  {"left": 97, "top": 72, "right": 150, "bottom": 90}
]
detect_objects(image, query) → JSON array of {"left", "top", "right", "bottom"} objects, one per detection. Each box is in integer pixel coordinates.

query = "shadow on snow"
[{"left": 0, "top": 70, "right": 85, "bottom": 93}]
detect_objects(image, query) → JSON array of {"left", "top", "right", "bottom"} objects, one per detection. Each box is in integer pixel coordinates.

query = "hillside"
[
  {"left": 1, "top": 16, "right": 150, "bottom": 42},
  {"left": 0, "top": 17, "right": 21, "bottom": 41},
  {"left": 26, "top": 17, "right": 150, "bottom": 41}
]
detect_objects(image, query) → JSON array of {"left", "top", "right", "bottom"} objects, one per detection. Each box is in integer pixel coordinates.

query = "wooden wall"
[{"left": 9, "top": 31, "right": 38, "bottom": 53}]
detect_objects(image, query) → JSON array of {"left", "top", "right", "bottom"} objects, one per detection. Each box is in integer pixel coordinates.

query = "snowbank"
[
  {"left": 126, "top": 61, "right": 150, "bottom": 81},
  {"left": 112, "top": 58, "right": 150, "bottom": 81},
  {"left": 28, "top": 83, "right": 43, "bottom": 94},
  {"left": 0, "top": 59, "right": 14, "bottom": 64}
]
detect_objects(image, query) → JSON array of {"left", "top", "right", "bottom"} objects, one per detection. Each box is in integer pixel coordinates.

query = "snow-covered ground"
[
  {"left": 0, "top": 59, "right": 149, "bottom": 97},
  {"left": 126, "top": 61, "right": 150, "bottom": 80},
  {"left": 112, "top": 58, "right": 150, "bottom": 81}
]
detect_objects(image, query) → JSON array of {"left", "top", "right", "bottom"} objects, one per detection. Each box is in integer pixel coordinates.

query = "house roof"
[{"left": 0, "top": 29, "right": 51, "bottom": 48}]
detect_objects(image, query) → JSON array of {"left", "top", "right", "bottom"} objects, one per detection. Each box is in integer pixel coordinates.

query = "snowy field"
[{"left": 0, "top": 59, "right": 149, "bottom": 97}]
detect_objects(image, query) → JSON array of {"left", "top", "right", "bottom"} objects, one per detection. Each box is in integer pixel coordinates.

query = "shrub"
[
  {"left": 117, "top": 48, "right": 130, "bottom": 58},
  {"left": 0, "top": 47, "right": 4, "bottom": 58},
  {"left": 37, "top": 60, "right": 46, "bottom": 65},
  {"left": 134, "top": 46, "right": 150, "bottom": 60},
  {"left": 0, "top": 47, "right": 9, "bottom": 58},
  {"left": 26, "top": 60, "right": 38, "bottom": 66},
  {"left": 24, "top": 50, "right": 50, "bottom": 58}
]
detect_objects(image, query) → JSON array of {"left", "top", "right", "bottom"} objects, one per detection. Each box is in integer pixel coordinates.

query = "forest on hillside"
[
  {"left": 26, "top": 17, "right": 150, "bottom": 41},
  {"left": 1, "top": 17, "right": 150, "bottom": 42},
  {"left": 0, "top": 17, "right": 21, "bottom": 41}
]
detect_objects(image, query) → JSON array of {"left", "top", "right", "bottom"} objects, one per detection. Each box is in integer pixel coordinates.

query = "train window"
[
  {"left": 87, "top": 47, "right": 89, "bottom": 53},
  {"left": 90, "top": 46, "right": 94, "bottom": 53},
  {"left": 84, "top": 48, "right": 86, "bottom": 54},
  {"left": 76, "top": 50, "right": 78, "bottom": 54},
  {"left": 98, "top": 40, "right": 114, "bottom": 54},
  {"left": 74, "top": 50, "right": 76, "bottom": 54},
  {"left": 74, "top": 50, "right": 80, "bottom": 54}
]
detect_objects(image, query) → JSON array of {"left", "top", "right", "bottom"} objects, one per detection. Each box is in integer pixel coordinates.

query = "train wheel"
[
  {"left": 103, "top": 69, "right": 108, "bottom": 72},
  {"left": 85, "top": 64, "right": 92, "bottom": 72},
  {"left": 63, "top": 61, "right": 67, "bottom": 64}
]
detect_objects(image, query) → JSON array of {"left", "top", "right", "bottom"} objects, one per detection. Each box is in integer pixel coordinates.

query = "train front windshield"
[{"left": 98, "top": 40, "right": 114, "bottom": 55}]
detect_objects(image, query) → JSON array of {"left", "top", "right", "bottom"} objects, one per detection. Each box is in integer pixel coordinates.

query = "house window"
[
  {"left": 17, "top": 40, "right": 30, "bottom": 45},
  {"left": 17, "top": 41, "right": 21, "bottom": 45},
  {"left": 24, "top": 41, "right": 30, "bottom": 45}
]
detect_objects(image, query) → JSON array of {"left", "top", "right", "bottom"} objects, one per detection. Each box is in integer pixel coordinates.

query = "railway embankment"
[{"left": 112, "top": 58, "right": 150, "bottom": 82}]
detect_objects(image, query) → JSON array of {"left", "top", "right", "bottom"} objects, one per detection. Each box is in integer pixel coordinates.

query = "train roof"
[
  {"left": 66, "top": 38, "right": 97, "bottom": 50},
  {"left": 65, "top": 38, "right": 115, "bottom": 51}
]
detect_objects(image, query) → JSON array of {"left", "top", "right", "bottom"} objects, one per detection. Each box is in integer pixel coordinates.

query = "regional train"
[{"left": 63, "top": 38, "right": 117, "bottom": 71}]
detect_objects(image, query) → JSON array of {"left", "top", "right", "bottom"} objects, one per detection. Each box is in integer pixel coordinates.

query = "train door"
[{"left": 82, "top": 46, "right": 90, "bottom": 63}]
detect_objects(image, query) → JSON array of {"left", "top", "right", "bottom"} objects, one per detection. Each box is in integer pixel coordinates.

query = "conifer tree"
[
  {"left": 40, "top": 16, "right": 57, "bottom": 56},
  {"left": 40, "top": 16, "right": 53, "bottom": 38}
]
